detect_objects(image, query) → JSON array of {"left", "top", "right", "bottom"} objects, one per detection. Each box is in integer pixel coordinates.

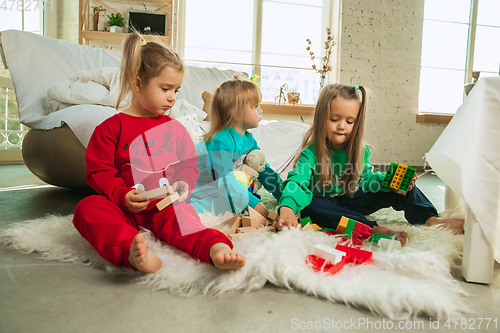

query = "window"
[
  {"left": 183, "top": 0, "right": 334, "bottom": 105},
  {"left": 419, "top": 0, "right": 500, "bottom": 114},
  {"left": 0, "top": 0, "right": 49, "bottom": 151}
]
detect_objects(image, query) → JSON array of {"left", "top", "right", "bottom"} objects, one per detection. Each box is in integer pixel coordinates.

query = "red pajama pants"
[{"left": 73, "top": 195, "right": 232, "bottom": 269}]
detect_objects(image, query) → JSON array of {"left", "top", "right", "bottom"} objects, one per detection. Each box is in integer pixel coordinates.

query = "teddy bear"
[{"left": 233, "top": 150, "right": 266, "bottom": 194}]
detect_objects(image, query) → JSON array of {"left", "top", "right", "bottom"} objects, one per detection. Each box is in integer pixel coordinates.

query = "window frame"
[
  {"left": 0, "top": 0, "right": 56, "bottom": 164},
  {"left": 417, "top": 0, "right": 484, "bottom": 124},
  {"left": 178, "top": 0, "right": 341, "bottom": 110}
]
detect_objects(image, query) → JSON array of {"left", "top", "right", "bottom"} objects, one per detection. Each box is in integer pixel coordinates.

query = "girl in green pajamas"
[{"left": 278, "top": 84, "right": 464, "bottom": 243}]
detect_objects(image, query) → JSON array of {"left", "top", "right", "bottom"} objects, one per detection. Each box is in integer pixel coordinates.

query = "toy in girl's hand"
[
  {"left": 381, "top": 162, "right": 417, "bottom": 196},
  {"left": 233, "top": 150, "right": 266, "bottom": 194}
]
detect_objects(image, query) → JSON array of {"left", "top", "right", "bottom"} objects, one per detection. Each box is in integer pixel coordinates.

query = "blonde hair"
[
  {"left": 203, "top": 78, "right": 262, "bottom": 142},
  {"left": 117, "top": 32, "right": 185, "bottom": 110},
  {"left": 299, "top": 83, "right": 368, "bottom": 196}
]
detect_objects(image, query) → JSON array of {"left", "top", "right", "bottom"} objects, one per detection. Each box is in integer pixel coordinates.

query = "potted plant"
[{"left": 107, "top": 13, "right": 125, "bottom": 33}]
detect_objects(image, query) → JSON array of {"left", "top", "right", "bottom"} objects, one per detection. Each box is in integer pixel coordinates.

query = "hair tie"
[
  {"left": 140, "top": 39, "right": 147, "bottom": 46},
  {"left": 354, "top": 85, "right": 359, "bottom": 91}
]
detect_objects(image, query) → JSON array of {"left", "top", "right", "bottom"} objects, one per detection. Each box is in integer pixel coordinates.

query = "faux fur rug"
[{"left": 0, "top": 207, "right": 469, "bottom": 320}]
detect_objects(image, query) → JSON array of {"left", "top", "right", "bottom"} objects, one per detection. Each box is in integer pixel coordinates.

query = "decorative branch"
[{"left": 306, "top": 27, "right": 335, "bottom": 89}]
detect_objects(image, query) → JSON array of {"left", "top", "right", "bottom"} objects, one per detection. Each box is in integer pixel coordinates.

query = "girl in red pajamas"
[{"left": 73, "top": 32, "right": 245, "bottom": 273}]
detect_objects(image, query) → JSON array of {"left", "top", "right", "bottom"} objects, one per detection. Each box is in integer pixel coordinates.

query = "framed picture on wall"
[{"left": 125, "top": 10, "right": 169, "bottom": 36}]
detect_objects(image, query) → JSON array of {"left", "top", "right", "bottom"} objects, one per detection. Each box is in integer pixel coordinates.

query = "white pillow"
[{"left": 0, "top": 30, "right": 121, "bottom": 129}]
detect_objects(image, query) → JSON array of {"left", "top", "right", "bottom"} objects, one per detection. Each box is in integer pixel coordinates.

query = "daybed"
[{"left": 0, "top": 30, "right": 309, "bottom": 188}]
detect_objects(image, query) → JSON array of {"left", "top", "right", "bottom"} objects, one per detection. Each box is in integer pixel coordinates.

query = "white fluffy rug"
[{"left": 0, "top": 207, "right": 469, "bottom": 320}]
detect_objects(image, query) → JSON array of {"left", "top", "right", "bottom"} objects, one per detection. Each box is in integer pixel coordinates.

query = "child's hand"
[
  {"left": 407, "top": 174, "right": 418, "bottom": 192},
  {"left": 278, "top": 206, "right": 298, "bottom": 229},
  {"left": 172, "top": 180, "right": 189, "bottom": 202},
  {"left": 125, "top": 189, "right": 149, "bottom": 213},
  {"left": 254, "top": 202, "right": 269, "bottom": 218}
]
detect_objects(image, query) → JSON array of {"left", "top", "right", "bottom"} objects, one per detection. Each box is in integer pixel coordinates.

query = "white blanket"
[{"left": 47, "top": 67, "right": 123, "bottom": 111}]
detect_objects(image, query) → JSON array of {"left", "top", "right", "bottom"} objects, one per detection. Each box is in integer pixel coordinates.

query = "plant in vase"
[
  {"left": 306, "top": 27, "right": 335, "bottom": 90},
  {"left": 107, "top": 13, "right": 125, "bottom": 33}
]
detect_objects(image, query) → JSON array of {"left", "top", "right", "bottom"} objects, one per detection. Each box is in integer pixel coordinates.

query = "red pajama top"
[{"left": 85, "top": 113, "right": 200, "bottom": 211}]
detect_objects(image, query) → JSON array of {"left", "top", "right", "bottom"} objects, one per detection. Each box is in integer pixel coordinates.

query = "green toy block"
[
  {"left": 300, "top": 216, "right": 312, "bottom": 227},
  {"left": 381, "top": 162, "right": 417, "bottom": 194},
  {"left": 381, "top": 162, "right": 398, "bottom": 188},
  {"left": 398, "top": 166, "right": 417, "bottom": 193},
  {"left": 368, "top": 233, "right": 393, "bottom": 245},
  {"left": 343, "top": 218, "right": 356, "bottom": 237},
  {"left": 319, "top": 228, "right": 337, "bottom": 233}
]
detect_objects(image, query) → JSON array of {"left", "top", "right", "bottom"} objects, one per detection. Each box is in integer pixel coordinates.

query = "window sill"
[
  {"left": 416, "top": 113, "right": 453, "bottom": 124},
  {"left": 261, "top": 103, "right": 315, "bottom": 116}
]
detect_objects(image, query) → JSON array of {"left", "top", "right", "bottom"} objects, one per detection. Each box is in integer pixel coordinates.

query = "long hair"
[
  {"left": 299, "top": 83, "right": 367, "bottom": 195},
  {"left": 203, "top": 78, "right": 262, "bottom": 142},
  {"left": 116, "top": 32, "right": 185, "bottom": 110}
]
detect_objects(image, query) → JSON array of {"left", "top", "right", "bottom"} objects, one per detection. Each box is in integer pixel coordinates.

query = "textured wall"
[{"left": 339, "top": 0, "right": 446, "bottom": 166}]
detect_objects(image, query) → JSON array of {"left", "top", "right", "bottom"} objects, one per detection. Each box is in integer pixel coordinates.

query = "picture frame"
[{"left": 125, "top": 10, "right": 169, "bottom": 36}]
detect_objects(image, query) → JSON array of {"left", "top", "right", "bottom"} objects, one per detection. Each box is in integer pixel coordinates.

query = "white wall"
[{"left": 338, "top": 0, "right": 446, "bottom": 166}]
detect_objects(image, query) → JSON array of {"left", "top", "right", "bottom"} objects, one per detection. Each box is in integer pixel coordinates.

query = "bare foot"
[
  {"left": 425, "top": 216, "right": 465, "bottom": 234},
  {"left": 128, "top": 233, "right": 162, "bottom": 273},
  {"left": 209, "top": 242, "right": 245, "bottom": 270},
  {"left": 372, "top": 226, "right": 409, "bottom": 246}
]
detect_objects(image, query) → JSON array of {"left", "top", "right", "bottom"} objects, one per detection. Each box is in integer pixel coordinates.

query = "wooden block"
[
  {"left": 138, "top": 185, "right": 174, "bottom": 199},
  {"left": 237, "top": 226, "right": 259, "bottom": 234},
  {"left": 220, "top": 212, "right": 241, "bottom": 229},
  {"left": 257, "top": 226, "right": 276, "bottom": 232},
  {"left": 229, "top": 233, "right": 253, "bottom": 240},
  {"left": 242, "top": 216, "right": 259, "bottom": 228},
  {"left": 248, "top": 206, "right": 270, "bottom": 226},
  {"left": 302, "top": 223, "right": 314, "bottom": 231},
  {"left": 268, "top": 211, "right": 278, "bottom": 222},
  {"left": 156, "top": 192, "right": 179, "bottom": 211},
  {"left": 272, "top": 220, "right": 283, "bottom": 231}
]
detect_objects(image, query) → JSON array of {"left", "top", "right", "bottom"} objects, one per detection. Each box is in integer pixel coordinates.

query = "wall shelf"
[{"left": 78, "top": 0, "right": 173, "bottom": 46}]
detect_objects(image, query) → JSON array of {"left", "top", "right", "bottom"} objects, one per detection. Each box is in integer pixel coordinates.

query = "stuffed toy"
[
  {"left": 233, "top": 150, "right": 266, "bottom": 194},
  {"left": 201, "top": 91, "right": 212, "bottom": 121}
]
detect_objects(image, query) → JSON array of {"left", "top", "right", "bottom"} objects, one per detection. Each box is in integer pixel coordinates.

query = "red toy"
[{"left": 306, "top": 244, "right": 373, "bottom": 276}]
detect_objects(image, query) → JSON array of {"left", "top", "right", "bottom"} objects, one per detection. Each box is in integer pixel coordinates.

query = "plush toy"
[
  {"left": 233, "top": 150, "right": 266, "bottom": 194},
  {"left": 201, "top": 91, "right": 212, "bottom": 121}
]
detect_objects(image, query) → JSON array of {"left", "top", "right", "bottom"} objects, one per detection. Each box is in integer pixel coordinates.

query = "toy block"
[
  {"left": 390, "top": 164, "right": 407, "bottom": 189},
  {"left": 343, "top": 219, "right": 356, "bottom": 237},
  {"left": 237, "top": 226, "right": 259, "bottom": 234},
  {"left": 319, "top": 228, "right": 337, "bottom": 233},
  {"left": 313, "top": 243, "right": 346, "bottom": 265},
  {"left": 381, "top": 162, "right": 417, "bottom": 196},
  {"left": 368, "top": 233, "right": 393, "bottom": 245},
  {"left": 300, "top": 216, "right": 312, "bottom": 227},
  {"left": 137, "top": 185, "right": 175, "bottom": 199},
  {"left": 219, "top": 212, "right": 241, "bottom": 234},
  {"left": 335, "top": 244, "right": 373, "bottom": 264},
  {"left": 312, "top": 224, "right": 322, "bottom": 231},
  {"left": 242, "top": 216, "right": 260, "bottom": 228},
  {"left": 156, "top": 192, "right": 179, "bottom": 211},
  {"left": 258, "top": 226, "right": 276, "bottom": 232},
  {"left": 378, "top": 238, "right": 402, "bottom": 250},
  {"left": 305, "top": 254, "right": 347, "bottom": 275},
  {"left": 272, "top": 220, "right": 283, "bottom": 231},
  {"left": 268, "top": 211, "right": 279, "bottom": 222},
  {"left": 302, "top": 223, "right": 314, "bottom": 231},
  {"left": 336, "top": 216, "right": 350, "bottom": 233},
  {"left": 248, "top": 206, "right": 270, "bottom": 226},
  {"left": 228, "top": 233, "right": 253, "bottom": 241}
]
